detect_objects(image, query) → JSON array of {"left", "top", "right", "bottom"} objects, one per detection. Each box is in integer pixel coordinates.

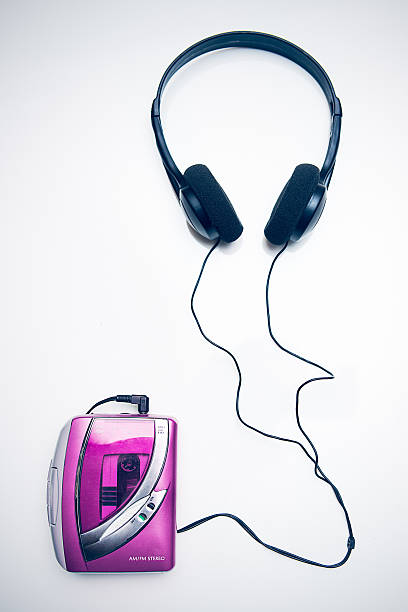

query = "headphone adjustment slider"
[{"left": 333, "top": 97, "right": 342, "bottom": 117}]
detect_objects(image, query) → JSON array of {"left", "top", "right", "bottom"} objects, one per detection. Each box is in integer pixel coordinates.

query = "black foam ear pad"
[
  {"left": 184, "top": 164, "right": 243, "bottom": 243},
  {"left": 264, "top": 164, "right": 320, "bottom": 245}
]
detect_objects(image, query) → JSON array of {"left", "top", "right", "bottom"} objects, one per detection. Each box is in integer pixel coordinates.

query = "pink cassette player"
[{"left": 47, "top": 395, "right": 177, "bottom": 572}]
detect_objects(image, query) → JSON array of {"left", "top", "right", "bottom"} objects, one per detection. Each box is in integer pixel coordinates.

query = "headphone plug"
[
  {"left": 116, "top": 395, "right": 150, "bottom": 414},
  {"left": 87, "top": 394, "right": 150, "bottom": 415}
]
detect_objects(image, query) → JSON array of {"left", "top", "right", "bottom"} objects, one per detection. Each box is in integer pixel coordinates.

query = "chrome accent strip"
[
  {"left": 83, "top": 489, "right": 168, "bottom": 561},
  {"left": 80, "top": 419, "right": 169, "bottom": 559},
  {"left": 100, "top": 496, "right": 150, "bottom": 539}
]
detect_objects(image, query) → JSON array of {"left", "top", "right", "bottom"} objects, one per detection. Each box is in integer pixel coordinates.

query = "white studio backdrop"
[{"left": 1, "top": 1, "right": 407, "bottom": 611}]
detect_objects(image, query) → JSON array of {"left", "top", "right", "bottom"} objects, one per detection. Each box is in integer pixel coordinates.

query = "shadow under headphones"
[{"left": 151, "top": 30, "right": 342, "bottom": 245}]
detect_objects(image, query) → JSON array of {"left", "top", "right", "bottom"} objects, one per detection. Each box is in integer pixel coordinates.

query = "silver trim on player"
[{"left": 48, "top": 419, "right": 73, "bottom": 569}]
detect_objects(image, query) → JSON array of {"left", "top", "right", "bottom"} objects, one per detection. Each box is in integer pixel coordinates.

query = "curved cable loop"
[{"left": 177, "top": 239, "right": 355, "bottom": 568}]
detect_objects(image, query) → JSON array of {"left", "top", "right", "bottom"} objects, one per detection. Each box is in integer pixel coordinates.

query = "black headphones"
[
  {"left": 150, "top": 32, "right": 355, "bottom": 569},
  {"left": 152, "top": 31, "right": 342, "bottom": 245}
]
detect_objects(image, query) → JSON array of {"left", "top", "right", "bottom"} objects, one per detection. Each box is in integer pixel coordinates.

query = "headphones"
[
  {"left": 150, "top": 33, "right": 355, "bottom": 568},
  {"left": 151, "top": 30, "right": 342, "bottom": 245}
]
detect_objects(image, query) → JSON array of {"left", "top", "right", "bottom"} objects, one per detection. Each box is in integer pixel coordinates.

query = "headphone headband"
[{"left": 152, "top": 31, "right": 342, "bottom": 192}]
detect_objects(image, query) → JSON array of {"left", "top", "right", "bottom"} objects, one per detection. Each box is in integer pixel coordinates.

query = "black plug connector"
[
  {"left": 87, "top": 394, "right": 150, "bottom": 415},
  {"left": 115, "top": 395, "right": 149, "bottom": 414}
]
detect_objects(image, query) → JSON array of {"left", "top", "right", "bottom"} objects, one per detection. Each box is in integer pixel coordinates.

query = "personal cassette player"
[{"left": 47, "top": 402, "right": 177, "bottom": 572}]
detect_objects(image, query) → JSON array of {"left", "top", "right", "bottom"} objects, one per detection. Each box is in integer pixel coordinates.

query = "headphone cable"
[{"left": 176, "top": 239, "right": 355, "bottom": 568}]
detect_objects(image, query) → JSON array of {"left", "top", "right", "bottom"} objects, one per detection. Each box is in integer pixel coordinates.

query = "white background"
[{"left": 1, "top": 1, "right": 407, "bottom": 610}]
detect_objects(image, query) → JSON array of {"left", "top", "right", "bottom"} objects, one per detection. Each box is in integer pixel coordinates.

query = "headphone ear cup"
[
  {"left": 184, "top": 164, "right": 243, "bottom": 243},
  {"left": 264, "top": 164, "right": 320, "bottom": 245}
]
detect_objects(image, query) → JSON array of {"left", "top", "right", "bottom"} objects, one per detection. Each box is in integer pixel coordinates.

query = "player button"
[{"left": 48, "top": 467, "right": 59, "bottom": 525}]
